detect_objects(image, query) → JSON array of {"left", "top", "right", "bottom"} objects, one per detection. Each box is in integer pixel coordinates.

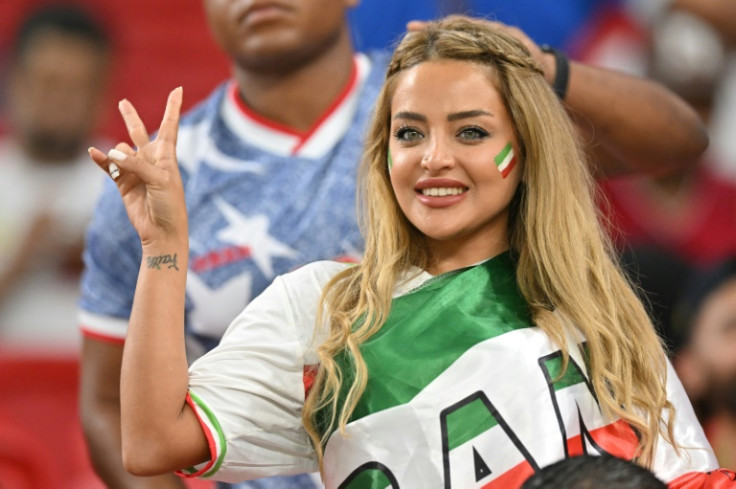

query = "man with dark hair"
[
  {"left": 521, "top": 455, "right": 667, "bottom": 489},
  {"left": 6, "top": 4, "right": 110, "bottom": 160}
]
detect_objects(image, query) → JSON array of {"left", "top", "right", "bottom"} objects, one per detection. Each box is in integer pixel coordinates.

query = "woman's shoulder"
[
  {"left": 280, "top": 260, "right": 356, "bottom": 285},
  {"left": 275, "top": 259, "right": 355, "bottom": 310}
]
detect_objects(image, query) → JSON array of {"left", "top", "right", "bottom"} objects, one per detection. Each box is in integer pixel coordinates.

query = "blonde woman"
[{"left": 89, "top": 17, "right": 733, "bottom": 489}]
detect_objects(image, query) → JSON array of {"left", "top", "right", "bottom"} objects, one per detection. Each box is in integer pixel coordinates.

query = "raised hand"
[{"left": 88, "top": 87, "right": 187, "bottom": 249}]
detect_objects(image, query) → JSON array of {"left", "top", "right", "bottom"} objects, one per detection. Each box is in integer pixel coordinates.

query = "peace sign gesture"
[{"left": 89, "top": 87, "right": 187, "bottom": 250}]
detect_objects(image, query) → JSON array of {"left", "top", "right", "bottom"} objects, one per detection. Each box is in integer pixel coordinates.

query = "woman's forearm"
[{"left": 120, "top": 240, "right": 208, "bottom": 475}]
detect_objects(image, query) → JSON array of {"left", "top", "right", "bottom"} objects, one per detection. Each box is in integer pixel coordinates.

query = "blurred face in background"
[
  {"left": 683, "top": 278, "right": 736, "bottom": 415},
  {"left": 649, "top": 9, "right": 726, "bottom": 116},
  {"left": 8, "top": 30, "right": 109, "bottom": 162},
  {"left": 203, "top": 0, "right": 358, "bottom": 74}
]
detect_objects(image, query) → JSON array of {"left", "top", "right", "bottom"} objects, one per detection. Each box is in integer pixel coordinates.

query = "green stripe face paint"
[
  {"left": 493, "top": 143, "right": 517, "bottom": 179},
  {"left": 387, "top": 148, "right": 393, "bottom": 172}
]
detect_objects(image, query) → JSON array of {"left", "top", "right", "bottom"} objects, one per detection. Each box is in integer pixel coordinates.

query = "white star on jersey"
[
  {"left": 186, "top": 270, "right": 253, "bottom": 339},
  {"left": 214, "top": 197, "right": 298, "bottom": 278}
]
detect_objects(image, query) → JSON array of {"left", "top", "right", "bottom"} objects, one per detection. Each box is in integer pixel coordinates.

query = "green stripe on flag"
[
  {"left": 446, "top": 398, "right": 499, "bottom": 451},
  {"left": 494, "top": 143, "right": 513, "bottom": 167},
  {"left": 328, "top": 252, "right": 532, "bottom": 435},
  {"left": 543, "top": 354, "right": 587, "bottom": 391},
  {"left": 342, "top": 467, "right": 395, "bottom": 488}
]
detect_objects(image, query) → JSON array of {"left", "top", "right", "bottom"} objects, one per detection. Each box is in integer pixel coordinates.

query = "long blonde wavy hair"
[{"left": 302, "top": 16, "right": 675, "bottom": 468}]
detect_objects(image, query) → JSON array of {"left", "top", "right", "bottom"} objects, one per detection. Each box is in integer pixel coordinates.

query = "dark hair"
[
  {"left": 12, "top": 4, "right": 110, "bottom": 61},
  {"left": 671, "top": 257, "right": 736, "bottom": 353},
  {"left": 521, "top": 455, "right": 667, "bottom": 489},
  {"left": 618, "top": 245, "right": 694, "bottom": 353}
]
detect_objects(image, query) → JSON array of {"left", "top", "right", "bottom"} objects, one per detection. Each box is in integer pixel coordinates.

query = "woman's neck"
[{"left": 426, "top": 241, "right": 510, "bottom": 276}]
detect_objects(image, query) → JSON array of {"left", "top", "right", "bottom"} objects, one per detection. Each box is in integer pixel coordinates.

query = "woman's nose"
[{"left": 420, "top": 137, "right": 455, "bottom": 172}]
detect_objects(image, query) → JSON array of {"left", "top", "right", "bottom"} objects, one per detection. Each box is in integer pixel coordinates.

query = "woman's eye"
[
  {"left": 394, "top": 126, "right": 424, "bottom": 142},
  {"left": 457, "top": 126, "right": 489, "bottom": 141}
]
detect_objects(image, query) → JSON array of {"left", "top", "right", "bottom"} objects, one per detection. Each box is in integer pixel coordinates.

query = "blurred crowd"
[
  {"left": 576, "top": 0, "right": 736, "bottom": 471},
  {"left": 0, "top": 5, "right": 110, "bottom": 351},
  {"left": 0, "top": 0, "right": 734, "bottom": 486}
]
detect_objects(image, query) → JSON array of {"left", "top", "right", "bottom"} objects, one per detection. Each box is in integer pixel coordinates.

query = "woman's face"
[{"left": 388, "top": 59, "right": 522, "bottom": 270}]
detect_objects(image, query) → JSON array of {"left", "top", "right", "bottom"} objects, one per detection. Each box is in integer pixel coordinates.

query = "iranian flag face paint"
[{"left": 494, "top": 143, "right": 516, "bottom": 179}]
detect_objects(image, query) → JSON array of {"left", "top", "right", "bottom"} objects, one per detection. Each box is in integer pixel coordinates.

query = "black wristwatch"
[{"left": 540, "top": 45, "right": 570, "bottom": 100}]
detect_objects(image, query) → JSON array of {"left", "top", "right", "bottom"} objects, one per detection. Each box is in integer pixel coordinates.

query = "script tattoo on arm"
[{"left": 146, "top": 253, "right": 180, "bottom": 271}]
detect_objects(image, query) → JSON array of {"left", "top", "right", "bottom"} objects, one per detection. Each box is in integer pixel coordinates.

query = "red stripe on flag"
[
  {"left": 566, "top": 419, "right": 639, "bottom": 460},
  {"left": 481, "top": 460, "right": 535, "bottom": 489},
  {"left": 304, "top": 365, "right": 318, "bottom": 397},
  {"left": 668, "top": 469, "right": 736, "bottom": 488}
]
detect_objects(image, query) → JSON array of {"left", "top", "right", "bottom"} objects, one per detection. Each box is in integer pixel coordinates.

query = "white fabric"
[
  {"left": 187, "top": 261, "right": 349, "bottom": 480},
  {"left": 187, "top": 261, "right": 718, "bottom": 487}
]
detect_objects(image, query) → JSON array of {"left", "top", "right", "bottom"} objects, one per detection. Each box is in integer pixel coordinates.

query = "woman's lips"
[{"left": 414, "top": 178, "right": 468, "bottom": 208}]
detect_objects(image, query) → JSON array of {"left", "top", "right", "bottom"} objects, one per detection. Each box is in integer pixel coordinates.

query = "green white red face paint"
[{"left": 493, "top": 143, "right": 516, "bottom": 179}]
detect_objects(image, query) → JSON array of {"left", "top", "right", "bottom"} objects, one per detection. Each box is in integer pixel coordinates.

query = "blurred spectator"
[
  {"left": 521, "top": 454, "right": 667, "bottom": 489},
  {"left": 576, "top": 5, "right": 736, "bottom": 344},
  {"left": 0, "top": 4, "right": 111, "bottom": 350},
  {"left": 671, "top": 258, "right": 736, "bottom": 470},
  {"left": 669, "top": 0, "right": 736, "bottom": 46},
  {"left": 598, "top": 8, "right": 736, "bottom": 269}
]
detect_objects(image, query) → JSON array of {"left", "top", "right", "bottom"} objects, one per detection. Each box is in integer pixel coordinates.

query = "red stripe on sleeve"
[{"left": 176, "top": 393, "right": 217, "bottom": 479}]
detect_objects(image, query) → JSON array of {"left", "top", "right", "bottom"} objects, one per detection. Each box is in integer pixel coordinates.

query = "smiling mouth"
[{"left": 419, "top": 187, "right": 467, "bottom": 197}]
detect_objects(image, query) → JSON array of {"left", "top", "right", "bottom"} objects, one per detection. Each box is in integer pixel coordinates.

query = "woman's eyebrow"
[
  {"left": 392, "top": 109, "right": 494, "bottom": 122},
  {"left": 392, "top": 111, "right": 427, "bottom": 122},
  {"left": 447, "top": 109, "right": 494, "bottom": 121}
]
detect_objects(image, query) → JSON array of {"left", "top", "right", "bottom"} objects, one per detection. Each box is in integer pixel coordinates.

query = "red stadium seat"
[{"left": 0, "top": 350, "right": 213, "bottom": 489}]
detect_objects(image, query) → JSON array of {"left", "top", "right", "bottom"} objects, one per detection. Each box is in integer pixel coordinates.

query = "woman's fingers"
[
  {"left": 88, "top": 144, "right": 138, "bottom": 182},
  {"left": 88, "top": 146, "right": 112, "bottom": 175},
  {"left": 91, "top": 88, "right": 183, "bottom": 188},
  {"left": 155, "top": 87, "right": 183, "bottom": 159},
  {"left": 107, "top": 147, "right": 162, "bottom": 186},
  {"left": 88, "top": 147, "right": 122, "bottom": 181},
  {"left": 406, "top": 20, "right": 429, "bottom": 31},
  {"left": 119, "top": 99, "right": 150, "bottom": 149}
]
